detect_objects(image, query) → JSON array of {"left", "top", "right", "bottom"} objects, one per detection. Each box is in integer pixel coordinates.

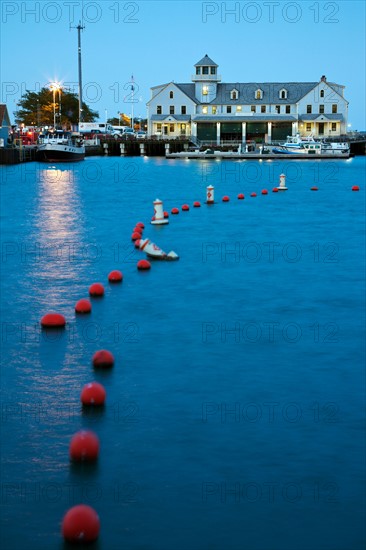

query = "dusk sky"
[{"left": 1, "top": 0, "right": 365, "bottom": 129}]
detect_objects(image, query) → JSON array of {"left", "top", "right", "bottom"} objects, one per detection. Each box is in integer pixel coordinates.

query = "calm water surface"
[{"left": 1, "top": 156, "right": 365, "bottom": 550}]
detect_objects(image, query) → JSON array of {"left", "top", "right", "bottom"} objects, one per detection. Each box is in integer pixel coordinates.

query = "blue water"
[{"left": 0, "top": 156, "right": 365, "bottom": 550}]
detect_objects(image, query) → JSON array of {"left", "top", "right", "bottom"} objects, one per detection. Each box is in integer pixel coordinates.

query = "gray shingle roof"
[
  {"left": 174, "top": 84, "right": 199, "bottom": 103},
  {"left": 212, "top": 82, "right": 318, "bottom": 104},
  {"left": 173, "top": 82, "right": 318, "bottom": 105},
  {"left": 194, "top": 55, "right": 218, "bottom": 67},
  {"left": 151, "top": 115, "right": 191, "bottom": 122},
  {"left": 298, "top": 114, "right": 344, "bottom": 121}
]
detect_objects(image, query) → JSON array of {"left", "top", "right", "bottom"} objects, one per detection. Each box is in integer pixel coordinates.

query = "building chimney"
[{"left": 321, "top": 75, "right": 327, "bottom": 82}]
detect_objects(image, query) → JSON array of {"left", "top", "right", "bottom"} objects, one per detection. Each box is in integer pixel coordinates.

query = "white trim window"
[
  {"left": 255, "top": 89, "right": 263, "bottom": 100},
  {"left": 230, "top": 89, "right": 239, "bottom": 100},
  {"left": 279, "top": 88, "right": 288, "bottom": 99}
]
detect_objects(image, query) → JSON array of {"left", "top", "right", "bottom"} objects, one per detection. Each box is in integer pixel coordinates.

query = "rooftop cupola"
[{"left": 192, "top": 55, "right": 220, "bottom": 103}]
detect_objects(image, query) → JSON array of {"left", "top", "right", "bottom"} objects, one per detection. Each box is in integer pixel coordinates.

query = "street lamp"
[{"left": 50, "top": 82, "right": 61, "bottom": 130}]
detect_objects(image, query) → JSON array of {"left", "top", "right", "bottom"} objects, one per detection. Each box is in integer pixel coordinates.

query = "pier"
[{"left": 0, "top": 137, "right": 364, "bottom": 165}]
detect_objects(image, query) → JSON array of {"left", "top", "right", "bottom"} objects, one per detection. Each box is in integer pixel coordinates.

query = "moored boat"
[{"left": 37, "top": 131, "right": 85, "bottom": 162}]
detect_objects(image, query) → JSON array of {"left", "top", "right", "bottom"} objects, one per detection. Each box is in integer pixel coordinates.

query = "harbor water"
[{"left": 0, "top": 156, "right": 365, "bottom": 550}]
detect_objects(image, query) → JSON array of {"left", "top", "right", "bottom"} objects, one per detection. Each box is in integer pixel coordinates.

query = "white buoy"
[
  {"left": 139, "top": 238, "right": 179, "bottom": 261},
  {"left": 151, "top": 198, "right": 169, "bottom": 225},
  {"left": 206, "top": 185, "right": 215, "bottom": 204},
  {"left": 278, "top": 173, "right": 288, "bottom": 191}
]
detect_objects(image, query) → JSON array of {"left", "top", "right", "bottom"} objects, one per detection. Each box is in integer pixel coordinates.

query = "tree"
[{"left": 14, "top": 87, "right": 98, "bottom": 128}]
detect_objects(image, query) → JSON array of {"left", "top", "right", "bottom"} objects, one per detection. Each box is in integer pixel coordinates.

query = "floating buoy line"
[{"left": 35, "top": 173, "right": 361, "bottom": 543}]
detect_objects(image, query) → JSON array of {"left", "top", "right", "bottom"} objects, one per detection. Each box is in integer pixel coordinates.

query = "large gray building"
[{"left": 147, "top": 55, "right": 348, "bottom": 142}]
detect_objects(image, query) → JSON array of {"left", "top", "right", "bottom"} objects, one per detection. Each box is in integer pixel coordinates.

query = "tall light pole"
[{"left": 50, "top": 82, "right": 61, "bottom": 130}]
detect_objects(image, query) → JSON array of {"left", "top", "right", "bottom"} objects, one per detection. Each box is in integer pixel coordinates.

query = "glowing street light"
[{"left": 50, "top": 82, "right": 62, "bottom": 129}]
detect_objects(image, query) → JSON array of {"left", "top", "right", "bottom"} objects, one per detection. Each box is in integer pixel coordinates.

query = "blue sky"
[{"left": 1, "top": 0, "right": 365, "bottom": 129}]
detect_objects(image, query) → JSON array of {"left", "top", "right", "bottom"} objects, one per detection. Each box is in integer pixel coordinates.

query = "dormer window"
[
  {"left": 320, "top": 90, "right": 324, "bottom": 98},
  {"left": 169, "top": 91, "right": 173, "bottom": 99},
  {"left": 230, "top": 89, "right": 239, "bottom": 100},
  {"left": 279, "top": 88, "right": 288, "bottom": 99},
  {"left": 255, "top": 89, "right": 263, "bottom": 100}
]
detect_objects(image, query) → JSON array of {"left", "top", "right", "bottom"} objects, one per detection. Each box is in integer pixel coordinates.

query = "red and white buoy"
[
  {"left": 278, "top": 173, "right": 288, "bottom": 191},
  {"left": 206, "top": 185, "right": 214, "bottom": 204},
  {"left": 139, "top": 238, "right": 179, "bottom": 261},
  {"left": 151, "top": 198, "right": 169, "bottom": 225}
]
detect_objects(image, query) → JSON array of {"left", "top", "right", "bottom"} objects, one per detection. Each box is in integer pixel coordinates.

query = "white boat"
[
  {"left": 37, "top": 131, "right": 85, "bottom": 162},
  {"left": 274, "top": 134, "right": 350, "bottom": 156}
]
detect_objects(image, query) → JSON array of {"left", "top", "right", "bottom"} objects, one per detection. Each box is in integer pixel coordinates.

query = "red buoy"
[
  {"left": 62, "top": 505, "right": 100, "bottom": 543},
  {"left": 261, "top": 189, "right": 268, "bottom": 195},
  {"left": 131, "top": 232, "right": 141, "bottom": 241},
  {"left": 89, "top": 283, "right": 104, "bottom": 297},
  {"left": 272, "top": 187, "right": 278, "bottom": 193},
  {"left": 352, "top": 185, "right": 360, "bottom": 191},
  {"left": 250, "top": 192, "right": 257, "bottom": 197},
  {"left": 222, "top": 196, "right": 230, "bottom": 202},
  {"left": 164, "top": 211, "right": 169, "bottom": 218},
  {"left": 75, "top": 299, "right": 92, "bottom": 314},
  {"left": 134, "top": 239, "right": 141, "bottom": 248},
  {"left": 41, "top": 313, "right": 66, "bottom": 328},
  {"left": 81, "top": 382, "right": 106, "bottom": 406},
  {"left": 193, "top": 201, "right": 201, "bottom": 207},
  {"left": 69, "top": 430, "right": 99, "bottom": 462},
  {"left": 136, "top": 222, "right": 145, "bottom": 229},
  {"left": 171, "top": 207, "right": 179, "bottom": 214},
  {"left": 137, "top": 259, "right": 151, "bottom": 270},
  {"left": 92, "top": 349, "right": 114, "bottom": 368},
  {"left": 108, "top": 270, "right": 123, "bottom": 283},
  {"left": 182, "top": 204, "right": 189, "bottom": 211},
  {"left": 133, "top": 226, "right": 143, "bottom": 235},
  {"left": 310, "top": 186, "right": 318, "bottom": 191},
  {"left": 237, "top": 193, "right": 245, "bottom": 200}
]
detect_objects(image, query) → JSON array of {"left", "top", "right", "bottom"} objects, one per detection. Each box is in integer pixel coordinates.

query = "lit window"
[
  {"left": 202, "top": 86, "right": 208, "bottom": 95},
  {"left": 332, "top": 104, "right": 337, "bottom": 113},
  {"left": 170, "top": 124, "right": 174, "bottom": 132},
  {"left": 157, "top": 123, "right": 162, "bottom": 132},
  {"left": 236, "top": 106, "right": 242, "bottom": 112},
  {"left": 255, "top": 89, "right": 263, "bottom": 100},
  {"left": 306, "top": 123, "right": 311, "bottom": 132},
  {"left": 212, "top": 106, "right": 217, "bottom": 114},
  {"left": 202, "top": 106, "right": 208, "bottom": 114}
]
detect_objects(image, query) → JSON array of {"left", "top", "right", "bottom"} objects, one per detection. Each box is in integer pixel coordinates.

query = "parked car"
[{"left": 136, "top": 131, "right": 147, "bottom": 139}]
